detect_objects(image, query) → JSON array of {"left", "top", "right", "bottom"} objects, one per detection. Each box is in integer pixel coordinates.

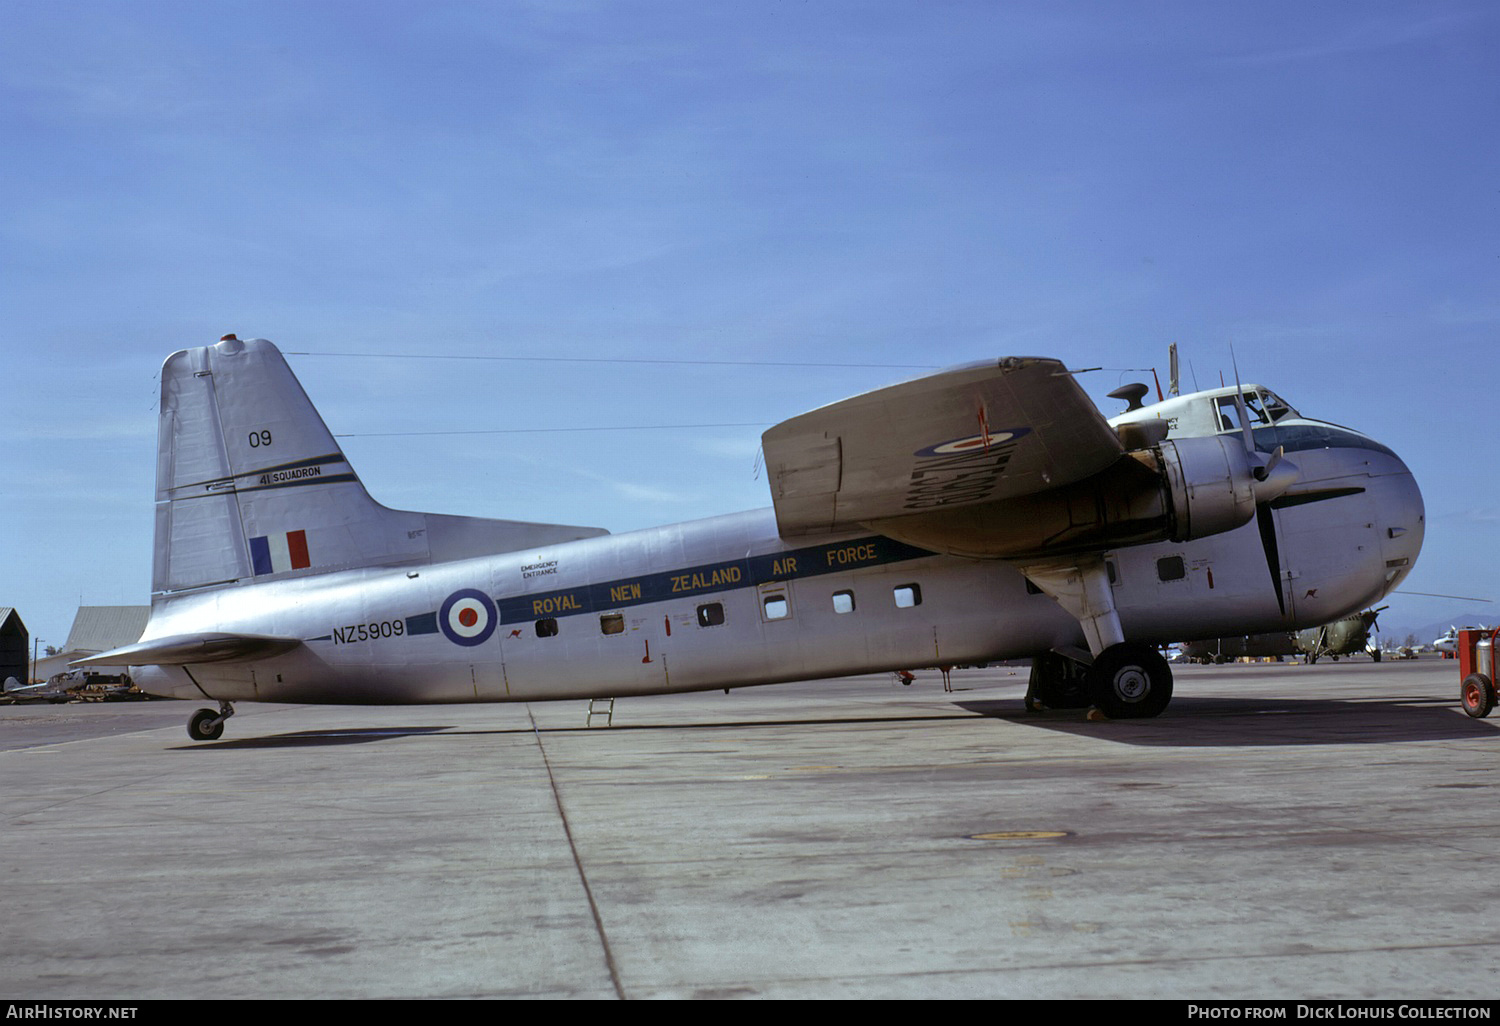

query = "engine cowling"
[
  {"left": 1159, "top": 434, "right": 1299, "bottom": 541},
  {"left": 865, "top": 434, "right": 1298, "bottom": 561},
  {"left": 1157, "top": 435, "right": 1258, "bottom": 541}
]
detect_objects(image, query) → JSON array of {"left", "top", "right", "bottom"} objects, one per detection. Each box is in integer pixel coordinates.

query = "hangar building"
[{"left": 0, "top": 608, "right": 28, "bottom": 683}]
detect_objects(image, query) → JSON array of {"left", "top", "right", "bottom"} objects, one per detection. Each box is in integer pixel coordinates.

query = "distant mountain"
[{"left": 1378, "top": 612, "right": 1498, "bottom": 648}]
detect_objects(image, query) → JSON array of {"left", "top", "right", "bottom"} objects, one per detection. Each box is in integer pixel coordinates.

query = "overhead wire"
[
  {"left": 299, "top": 354, "right": 1162, "bottom": 438},
  {"left": 335, "top": 423, "right": 770, "bottom": 438},
  {"left": 293, "top": 349, "right": 922, "bottom": 438},
  {"left": 284, "top": 350, "right": 939, "bottom": 370}
]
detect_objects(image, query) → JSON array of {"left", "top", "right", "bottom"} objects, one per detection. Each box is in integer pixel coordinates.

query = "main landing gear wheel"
[
  {"left": 1461, "top": 674, "right": 1496, "bottom": 719},
  {"left": 187, "top": 702, "right": 235, "bottom": 741},
  {"left": 1087, "top": 643, "right": 1173, "bottom": 719}
]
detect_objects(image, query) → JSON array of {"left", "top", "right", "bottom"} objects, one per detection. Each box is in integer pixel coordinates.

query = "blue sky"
[{"left": 3, "top": 0, "right": 1496, "bottom": 648}]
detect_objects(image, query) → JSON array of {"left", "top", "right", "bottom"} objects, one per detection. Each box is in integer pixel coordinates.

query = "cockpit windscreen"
[{"left": 1216, "top": 389, "right": 1297, "bottom": 432}]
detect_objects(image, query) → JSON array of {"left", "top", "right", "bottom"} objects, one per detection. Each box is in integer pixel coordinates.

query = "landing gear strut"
[
  {"left": 1019, "top": 558, "right": 1175, "bottom": 720},
  {"left": 187, "top": 701, "right": 235, "bottom": 741}
]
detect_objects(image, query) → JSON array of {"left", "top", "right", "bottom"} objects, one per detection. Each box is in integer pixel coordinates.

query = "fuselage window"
[
  {"left": 1157, "top": 556, "right": 1186, "bottom": 582},
  {"left": 894, "top": 583, "right": 922, "bottom": 608},
  {"left": 763, "top": 595, "right": 789, "bottom": 620},
  {"left": 536, "top": 618, "right": 559, "bottom": 638},
  {"left": 600, "top": 614, "right": 625, "bottom": 635},
  {"left": 697, "top": 602, "right": 725, "bottom": 627},
  {"left": 832, "top": 590, "right": 855, "bottom": 614}
]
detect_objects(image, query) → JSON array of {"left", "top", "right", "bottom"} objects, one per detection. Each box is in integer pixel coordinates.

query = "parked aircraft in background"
[
  {"left": 1296, "top": 607, "right": 1386, "bottom": 663},
  {"left": 1181, "top": 607, "right": 1386, "bottom": 664},
  {"left": 3, "top": 676, "right": 72, "bottom": 703},
  {"left": 78, "top": 336, "right": 1425, "bottom": 739},
  {"left": 1434, "top": 627, "right": 1460, "bottom": 654}
]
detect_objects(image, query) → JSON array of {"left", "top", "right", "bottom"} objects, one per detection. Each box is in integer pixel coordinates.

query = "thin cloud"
[{"left": 1217, "top": 12, "right": 1477, "bottom": 67}]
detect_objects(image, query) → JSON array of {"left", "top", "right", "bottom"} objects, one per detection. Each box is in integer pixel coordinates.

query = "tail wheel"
[
  {"left": 188, "top": 708, "right": 224, "bottom": 741},
  {"left": 1088, "top": 643, "right": 1173, "bottom": 719},
  {"left": 1461, "top": 674, "right": 1496, "bottom": 719}
]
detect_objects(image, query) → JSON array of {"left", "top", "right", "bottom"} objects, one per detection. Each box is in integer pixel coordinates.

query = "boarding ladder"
[{"left": 586, "top": 697, "right": 615, "bottom": 728}]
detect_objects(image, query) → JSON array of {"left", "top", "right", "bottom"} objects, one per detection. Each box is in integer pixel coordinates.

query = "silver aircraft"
[
  {"left": 78, "top": 337, "right": 1425, "bottom": 740},
  {"left": 3, "top": 676, "right": 73, "bottom": 704}
]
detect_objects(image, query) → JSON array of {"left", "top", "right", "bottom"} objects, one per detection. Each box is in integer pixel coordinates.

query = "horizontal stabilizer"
[{"left": 71, "top": 632, "right": 302, "bottom": 667}]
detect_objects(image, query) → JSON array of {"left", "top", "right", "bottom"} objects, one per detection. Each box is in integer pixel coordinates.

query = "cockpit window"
[
  {"left": 1216, "top": 390, "right": 1297, "bottom": 432},
  {"left": 1216, "top": 395, "right": 1261, "bottom": 431},
  {"left": 1256, "top": 389, "right": 1295, "bottom": 422}
]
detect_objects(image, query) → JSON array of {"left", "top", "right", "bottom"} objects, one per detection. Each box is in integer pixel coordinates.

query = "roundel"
[
  {"left": 439, "top": 589, "right": 497, "bottom": 647},
  {"left": 913, "top": 426, "right": 1031, "bottom": 459}
]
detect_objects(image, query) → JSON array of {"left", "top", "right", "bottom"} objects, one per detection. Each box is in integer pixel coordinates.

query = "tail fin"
[{"left": 153, "top": 336, "right": 607, "bottom": 596}]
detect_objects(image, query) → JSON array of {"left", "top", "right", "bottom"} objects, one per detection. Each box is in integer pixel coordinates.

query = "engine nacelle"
[
  {"left": 1157, "top": 435, "right": 1259, "bottom": 542},
  {"left": 866, "top": 435, "right": 1297, "bottom": 560}
]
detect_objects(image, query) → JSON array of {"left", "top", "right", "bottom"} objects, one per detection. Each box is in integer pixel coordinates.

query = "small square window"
[
  {"left": 536, "top": 618, "right": 559, "bottom": 638},
  {"left": 1157, "top": 556, "right": 1186, "bottom": 582},
  {"left": 894, "top": 583, "right": 922, "bottom": 608},
  {"left": 600, "top": 614, "right": 624, "bottom": 635},
  {"left": 832, "top": 590, "right": 855, "bottom": 614},
  {"left": 763, "top": 595, "right": 789, "bottom": 620},
  {"left": 697, "top": 602, "right": 725, "bottom": 627}
]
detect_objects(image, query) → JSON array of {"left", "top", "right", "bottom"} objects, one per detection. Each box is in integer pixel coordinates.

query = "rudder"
[{"left": 153, "top": 335, "right": 606, "bottom": 596}]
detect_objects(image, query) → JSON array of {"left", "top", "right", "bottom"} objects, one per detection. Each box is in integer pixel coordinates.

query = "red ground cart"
[{"left": 1458, "top": 627, "right": 1500, "bottom": 718}]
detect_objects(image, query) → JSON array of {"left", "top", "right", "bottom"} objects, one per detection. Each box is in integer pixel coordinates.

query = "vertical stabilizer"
[{"left": 153, "top": 336, "right": 607, "bottom": 596}]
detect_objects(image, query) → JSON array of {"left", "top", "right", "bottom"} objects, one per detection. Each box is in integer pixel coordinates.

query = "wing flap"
[
  {"left": 71, "top": 632, "right": 302, "bottom": 667},
  {"left": 761, "top": 357, "right": 1124, "bottom": 537}
]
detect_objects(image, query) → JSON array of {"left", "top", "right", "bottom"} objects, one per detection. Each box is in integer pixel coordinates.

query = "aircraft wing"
[
  {"left": 762, "top": 357, "right": 1124, "bottom": 538},
  {"left": 71, "top": 633, "right": 302, "bottom": 667}
]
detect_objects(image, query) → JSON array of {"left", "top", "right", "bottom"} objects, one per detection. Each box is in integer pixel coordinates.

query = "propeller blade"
[
  {"left": 1231, "top": 348, "right": 1258, "bottom": 458},
  {"left": 1257, "top": 504, "right": 1287, "bottom": 617}
]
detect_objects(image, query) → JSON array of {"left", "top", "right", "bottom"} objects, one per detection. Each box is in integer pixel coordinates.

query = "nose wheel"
[{"left": 187, "top": 702, "right": 235, "bottom": 741}]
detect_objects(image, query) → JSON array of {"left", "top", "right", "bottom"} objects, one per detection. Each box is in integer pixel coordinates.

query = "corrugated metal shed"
[
  {"left": 32, "top": 606, "right": 150, "bottom": 679},
  {"left": 0, "top": 607, "right": 29, "bottom": 683},
  {"left": 59, "top": 606, "right": 150, "bottom": 656}
]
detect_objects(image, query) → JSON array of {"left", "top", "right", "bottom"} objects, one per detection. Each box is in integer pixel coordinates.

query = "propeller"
[{"left": 1230, "top": 353, "right": 1299, "bottom": 617}]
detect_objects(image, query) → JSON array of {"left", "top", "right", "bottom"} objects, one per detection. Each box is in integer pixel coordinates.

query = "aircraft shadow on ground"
[
  {"left": 168, "top": 726, "right": 456, "bottom": 750},
  {"left": 171, "top": 714, "right": 988, "bottom": 748},
  {"left": 163, "top": 697, "right": 1497, "bottom": 751},
  {"left": 957, "top": 695, "right": 1500, "bottom": 747}
]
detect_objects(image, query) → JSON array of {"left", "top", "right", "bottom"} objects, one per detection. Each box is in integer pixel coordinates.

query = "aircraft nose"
[{"left": 1377, "top": 448, "right": 1425, "bottom": 588}]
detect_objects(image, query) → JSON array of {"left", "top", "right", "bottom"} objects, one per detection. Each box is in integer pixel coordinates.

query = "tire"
[
  {"left": 187, "top": 708, "right": 224, "bottom": 741},
  {"left": 1087, "top": 643, "right": 1173, "bottom": 719},
  {"left": 1460, "top": 674, "right": 1496, "bottom": 719}
]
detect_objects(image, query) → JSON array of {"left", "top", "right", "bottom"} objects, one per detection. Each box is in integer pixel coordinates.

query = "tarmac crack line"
[{"left": 528, "top": 705, "right": 627, "bottom": 1001}]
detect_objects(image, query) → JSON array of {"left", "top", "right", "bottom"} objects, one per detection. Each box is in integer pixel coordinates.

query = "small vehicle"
[{"left": 1457, "top": 627, "right": 1500, "bottom": 718}]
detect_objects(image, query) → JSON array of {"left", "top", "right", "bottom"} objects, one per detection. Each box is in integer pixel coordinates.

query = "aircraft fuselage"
[{"left": 136, "top": 433, "right": 1421, "bottom": 706}]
